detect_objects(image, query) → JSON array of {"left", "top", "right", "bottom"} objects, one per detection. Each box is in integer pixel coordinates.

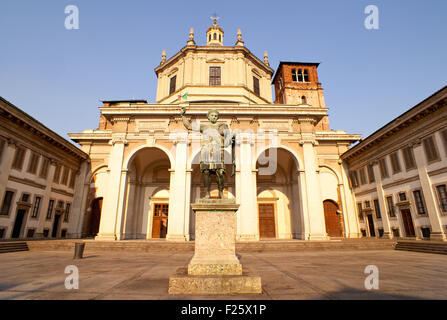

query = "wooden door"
[
  {"left": 367, "top": 214, "right": 376, "bottom": 237},
  {"left": 258, "top": 203, "right": 276, "bottom": 238},
  {"left": 323, "top": 200, "right": 342, "bottom": 237},
  {"left": 152, "top": 204, "right": 169, "bottom": 238},
  {"left": 52, "top": 214, "right": 61, "bottom": 238},
  {"left": 401, "top": 209, "right": 415, "bottom": 237}
]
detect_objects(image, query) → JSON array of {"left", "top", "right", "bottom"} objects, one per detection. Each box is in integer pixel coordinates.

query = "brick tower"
[{"left": 272, "top": 62, "right": 329, "bottom": 130}]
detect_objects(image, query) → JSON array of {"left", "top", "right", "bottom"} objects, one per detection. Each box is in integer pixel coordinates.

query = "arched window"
[
  {"left": 219, "top": 34, "right": 221, "bottom": 42},
  {"left": 301, "top": 96, "right": 307, "bottom": 104},
  {"left": 213, "top": 33, "right": 217, "bottom": 40},
  {"left": 209, "top": 34, "right": 211, "bottom": 41}
]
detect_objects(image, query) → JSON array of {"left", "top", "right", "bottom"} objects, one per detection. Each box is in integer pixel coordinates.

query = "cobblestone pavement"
[{"left": 0, "top": 249, "right": 446, "bottom": 300}]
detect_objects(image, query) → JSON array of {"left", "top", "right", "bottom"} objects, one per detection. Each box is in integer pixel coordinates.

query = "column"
[
  {"left": 340, "top": 162, "right": 361, "bottom": 238},
  {"left": 371, "top": 160, "right": 393, "bottom": 238},
  {"left": 301, "top": 140, "right": 327, "bottom": 240},
  {"left": 235, "top": 132, "right": 258, "bottom": 241},
  {"left": 68, "top": 160, "right": 90, "bottom": 238},
  {"left": 95, "top": 136, "right": 127, "bottom": 241},
  {"left": 114, "top": 169, "right": 129, "bottom": 240},
  {"left": 167, "top": 131, "right": 189, "bottom": 241},
  {"left": 412, "top": 140, "right": 446, "bottom": 241}
]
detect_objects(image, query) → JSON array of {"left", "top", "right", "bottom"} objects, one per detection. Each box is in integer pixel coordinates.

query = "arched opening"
[
  {"left": 213, "top": 33, "right": 217, "bottom": 40},
  {"left": 323, "top": 200, "right": 343, "bottom": 237},
  {"left": 209, "top": 34, "right": 211, "bottom": 41},
  {"left": 125, "top": 147, "right": 171, "bottom": 239},
  {"left": 301, "top": 96, "right": 307, "bottom": 104},
  {"left": 219, "top": 34, "right": 221, "bottom": 42},
  {"left": 256, "top": 147, "right": 302, "bottom": 239}
]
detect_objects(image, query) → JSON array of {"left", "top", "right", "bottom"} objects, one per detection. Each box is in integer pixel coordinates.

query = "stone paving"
[{"left": 0, "top": 249, "right": 446, "bottom": 300}]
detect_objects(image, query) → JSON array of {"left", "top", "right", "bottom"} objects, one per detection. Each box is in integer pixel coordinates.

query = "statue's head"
[{"left": 207, "top": 109, "right": 219, "bottom": 124}]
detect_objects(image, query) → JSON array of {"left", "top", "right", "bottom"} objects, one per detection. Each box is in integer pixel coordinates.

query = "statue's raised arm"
[{"left": 181, "top": 107, "right": 192, "bottom": 130}]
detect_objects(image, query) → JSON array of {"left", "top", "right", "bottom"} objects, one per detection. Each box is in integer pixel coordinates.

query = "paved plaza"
[{"left": 0, "top": 249, "right": 446, "bottom": 300}]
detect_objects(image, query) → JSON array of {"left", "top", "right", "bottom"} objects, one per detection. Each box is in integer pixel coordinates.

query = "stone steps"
[
  {"left": 395, "top": 241, "right": 447, "bottom": 255},
  {"left": 24, "top": 239, "right": 397, "bottom": 253},
  {"left": 0, "top": 242, "right": 29, "bottom": 254}
]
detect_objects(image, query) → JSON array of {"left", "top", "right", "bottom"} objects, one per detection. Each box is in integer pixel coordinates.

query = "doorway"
[
  {"left": 88, "top": 197, "right": 103, "bottom": 237},
  {"left": 323, "top": 200, "right": 343, "bottom": 237},
  {"left": 258, "top": 203, "right": 276, "bottom": 238},
  {"left": 12, "top": 209, "right": 27, "bottom": 238},
  {"left": 152, "top": 203, "right": 169, "bottom": 238},
  {"left": 52, "top": 214, "right": 62, "bottom": 238},
  {"left": 367, "top": 214, "right": 376, "bottom": 237},
  {"left": 400, "top": 209, "right": 415, "bottom": 237}
]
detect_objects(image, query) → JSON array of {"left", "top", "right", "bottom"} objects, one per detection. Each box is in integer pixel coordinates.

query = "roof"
[
  {"left": 341, "top": 85, "right": 447, "bottom": 161},
  {"left": 102, "top": 100, "right": 148, "bottom": 104},
  {"left": 0, "top": 97, "right": 88, "bottom": 160},
  {"left": 272, "top": 61, "right": 321, "bottom": 84}
]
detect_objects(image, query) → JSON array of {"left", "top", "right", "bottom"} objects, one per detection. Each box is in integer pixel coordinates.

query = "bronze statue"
[{"left": 181, "top": 107, "right": 234, "bottom": 199}]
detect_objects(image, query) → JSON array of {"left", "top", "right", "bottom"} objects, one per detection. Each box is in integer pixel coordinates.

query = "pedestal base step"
[{"left": 168, "top": 267, "right": 262, "bottom": 295}]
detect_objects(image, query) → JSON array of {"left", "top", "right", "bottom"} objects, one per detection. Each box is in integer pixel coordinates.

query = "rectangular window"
[
  {"left": 0, "top": 138, "right": 5, "bottom": 165},
  {"left": 390, "top": 152, "right": 401, "bottom": 174},
  {"left": 297, "top": 69, "right": 304, "bottom": 82},
  {"left": 421, "top": 227, "right": 430, "bottom": 239},
  {"left": 64, "top": 203, "right": 71, "bottom": 222},
  {"left": 413, "top": 190, "right": 426, "bottom": 215},
  {"left": 253, "top": 76, "right": 260, "bottom": 96},
  {"left": 398, "top": 192, "right": 407, "bottom": 202},
  {"left": 27, "top": 152, "right": 40, "bottom": 174},
  {"left": 39, "top": 157, "right": 50, "bottom": 179},
  {"left": 373, "top": 199, "right": 381, "bottom": 219},
  {"left": 357, "top": 203, "right": 363, "bottom": 220},
  {"left": 21, "top": 193, "right": 30, "bottom": 203},
  {"left": 209, "top": 67, "right": 221, "bottom": 86},
  {"left": 441, "top": 130, "right": 447, "bottom": 156},
  {"left": 423, "top": 136, "right": 440, "bottom": 162},
  {"left": 402, "top": 146, "right": 416, "bottom": 170},
  {"left": 57, "top": 200, "right": 64, "bottom": 209},
  {"left": 53, "top": 163, "right": 61, "bottom": 183},
  {"left": 43, "top": 229, "right": 49, "bottom": 238},
  {"left": 31, "top": 196, "right": 42, "bottom": 218},
  {"left": 386, "top": 196, "right": 395, "bottom": 217},
  {"left": 60, "top": 167, "right": 69, "bottom": 185},
  {"left": 0, "top": 228, "right": 5, "bottom": 239},
  {"left": 12, "top": 146, "right": 26, "bottom": 170},
  {"left": 69, "top": 170, "right": 76, "bottom": 189},
  {"left": 26, "top": 229, "right": 35, "bottom": 238},
  {"left": 46, "top": 200, "right": 54, "bottom": 219},
  {"left": 0, "top": 191, "right": 14, "bottom": 215},
  {"left": 359, "top": 167, "right": 367, "bottom": 185},
  {"left": 436, "top": 185, "right": 447, "bottom": 212},
  {"left": 379, "top": 158, "right": 389, "bottom": 179},
  {"left": 365, "top": 201, "right": 371, "bottom": 208},
  {"left": 169, "top": 75, "right": 177, "bottom": 95},
  {"left": 291, "top": 69, "right": 298, "bottom": 82},
  {"left": 303, "top": 69, "right": 309, "bottom": 82},
  {"left": 349, "top": 171, "right": 359, "bottom": 188},
  {"left": 367, "top": 165, "right": 375, "bottom": 183}
]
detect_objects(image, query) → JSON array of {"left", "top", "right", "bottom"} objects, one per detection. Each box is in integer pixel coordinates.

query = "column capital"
[
  {"left": 110, "top": 137, "right": 128, "bottom": 146},
  {"left": 409, "top": 138, "right": 422, "bottom": 147}
]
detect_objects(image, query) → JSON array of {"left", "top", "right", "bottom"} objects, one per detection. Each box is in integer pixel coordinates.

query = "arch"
[
  {"left": 123, "top": 144, "right": 174, "bottom": 170},
  {"left": 254, "top": 145, "right": 303, "bottom": 170},
  {"left": 301, "top": 96, "right": 307, "bottom": 104},
  {"left": 213, "top": 33, "right": 217, "bottom": 40},
  {"left": 86, "top": 164, "right": 108, "bottom": 185},
  {"left": 319, "top": 165, "right": 341, "bottom": 184}
]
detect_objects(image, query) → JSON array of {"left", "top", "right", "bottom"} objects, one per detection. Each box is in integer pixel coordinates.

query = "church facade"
[{"left": 69, "top": 21, "right": 362, "bottom": 241}]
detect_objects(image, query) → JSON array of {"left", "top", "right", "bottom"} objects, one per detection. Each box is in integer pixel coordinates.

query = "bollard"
[{"left": 73, "top": 242, "right": 85, "bottom": 259}]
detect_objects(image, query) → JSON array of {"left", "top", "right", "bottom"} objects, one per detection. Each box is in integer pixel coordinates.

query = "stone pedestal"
[{"left": 168, "top": 199, "right": 262, "bottom": 294}]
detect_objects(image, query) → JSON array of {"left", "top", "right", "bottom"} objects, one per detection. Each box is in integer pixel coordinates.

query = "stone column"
[
  {"left": 412, "top": 140, "right": 446, "bottom": 241},
  {"left": 95, "top": 136, "right": 127, "bottom": 241},
  {"left": 371, "top": 160, "right": 393, "bottom": 238},
  {"left": 167, "top": 131, "right": 189, "bottom": 241},
  {"left": 300, "top": 119, "right": 327, "bottom": 240},
  {"left": 68, "top": 160, "right": 90, "bottom": 238},
  {"left": 235, "top": 132, "right": 258, "bottom": 241},
  {"left": 114, "top": 169, "right": 129, "bottom": 240}
]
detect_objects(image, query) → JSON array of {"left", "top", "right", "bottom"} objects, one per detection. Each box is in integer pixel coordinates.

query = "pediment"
[{"left": 206, "top": 58, "right": 225, "bottom": 64}]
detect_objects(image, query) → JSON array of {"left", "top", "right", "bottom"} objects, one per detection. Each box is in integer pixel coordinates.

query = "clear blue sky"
[{"left": 1, "top": 0, "right": 446, "bottom": 141}]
